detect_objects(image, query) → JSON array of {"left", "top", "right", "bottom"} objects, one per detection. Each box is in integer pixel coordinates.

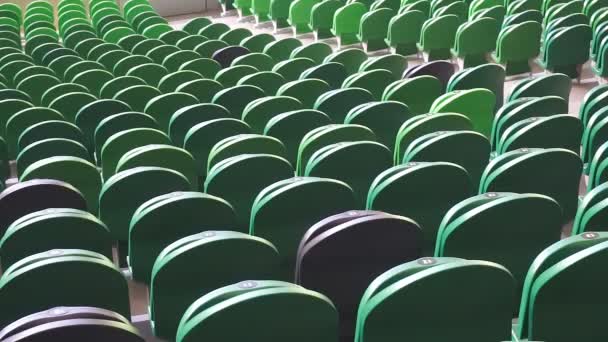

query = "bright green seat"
[
  {"left": 95, "top": 112, "right": 159, "bottom": 160},
  {"left": 368, "top": 162, "right": 473, "bottom": 252},
  {"left": 277, "top": 79, "right": 331, "bottom": 108},
  {"left": 16, "top": 138, "right": 89, "bottom": 177},
  {"left": 252, "top": 0, "right": 272, "bottom": 22},
  {"left": 207, "top": 134, "right": 287, "bottom": 172},
  {"left": 386, "top": 10, "right": 426, "bottom": 55},
  {"left": 332, "top": 3, "right": 367, "bottom": 48},
  {"left": 513, "top": 233, "right": 608, "bottom": 342},
  {"left": 342, "top": 69, "right": 395, "bottom": 101},
  {"left": 288, "top": 0, "right": 320, "bottom": 34},
  {"left": 163, "top": 50, "right": 202, "bottom": 72},
  {"left": 418, "top": 14, "right": 460, "bottom": 60},
  {"left": 177, "top": 79, "right": 224, "bottom": 103},
  {"left": 452, "top": 17, "right": 500, "bottom": 68},
  {"left": 6, "top": 107, "right": 63, "bottom": 159},
  {"left": 0, "top": 208, "right": 112, "bottom": 270},
  {"left": 496, "top": 115, "right": 582, "bottom": 155},
  {"left": 382, "top": 75, "right": 442, "bottom": 115},
  {"left": 212, "top": 85, "right": 265, "bottom": 120},
  {"left": 430, "top": 88, "right": 495, "bottom": 137},
  {"left": 357, "top": 8, "right": 394, "bottom": 52},
  {"left": 116, "top": 145, "right": 198, "bottom": 189},
  {"left": 272, "top": 57, "right": 316, "bottom": 81},
  {"left": 263, "top": 38, "right": 303, "bottom": 62},
  {"left": 214, "top": 65, "right": 259, "bottom": 87},
  {"left": 305, "top": 141, "right": 392, "bottom": 205},
  {"left": 587, "top": 141, "right": 608, "bottom": 191},
  {"left": 0, "top": 249, "right": 130, "bottom": 328},
  {"left": 493, "top": 21, "right": 542, "bottom": 75},
  {"left": 579, "top": 84, "right": 608, "bottom": 129},
  {"left": 355, "top": 258, "right": 515, "bottom": 342},
  {"left": 114, "top": 85, "right": 162, "bottom": 112},
  {"left": 242, "top": 96, "right": 303, "bottom": 133},
  {"left": 20, "top": 156, "right": 102, "bottom": 213},
  {"left": 146, "top": 44, "right": 180, "bottom": 65},
  {"left": 198, "top": 23, "right": 230, "bottom": 40},
  {"left": 345, "top": 101, "right": 413, "bottom": 150},
  {"left": 314, "top": 87, "right": 372, "bottom": 123},
  {"left": 573, "top": 182, "right": 608, "bottom": 233},
  {"left": 251, "top": 177, "right": 356, "bottom": 279},
  {"left": 264, "top": 109, "right": 331, "bottom": 165},
  {"left": 310, "top": 0, "right": 341, "bottom": 39},
  {"left": 179, "top": 57, "right": 222, "bottom": 78},
  {"left": 159, "top": 30, "right": 189, "bottom": 45},
  {"left": 113, "top": 55, "right": 154, "bottom": 76},
  {"left": 75, "top": 99, "right": 133, "bottom": 155},
  {"left": 241, "top": 33, "right": 276, "bottom": 52},
  {"left": 297, "top": 124, "right": 376, "bottom": 174},
  {"left": 184, "top": 118, "right": 252, "bottom": 180},
  {"left": 447, "top": 63, "right": 506, "bottom": 111},
  {"left": 151, "top": 231, "right": 280, "bottom": 340},
  {"left": 511, "top": 74, "right": 571, "bottom": 104},
  {"left": 232, "top": 52, "right": 275, "bottom": 71},
  {"left": 205, "top": 154, "right": 293, "bottom": 230},
  {"left": 324, "top": 48, "right": 368, "bottom": 75},
  {"left": 176, "top": 35, "right": 209, "bottom": 51},
  {"left": 290, "top": 42, "right": 333, "bottom": 64},
  {"left": 176, "top": 280, "right": 337, "bottom": 342},
  {"left": 270, "top": 0, "right": 293, "bottom": 29},
  {"left": 539, "top": 24, "right": 592, "bottom": 79},
  {"left": 480, "top": 148, "right": 582, "bottom": 221},
  {"left": 436, "top": 192, "right": 562, "bottom": 291},
  {"left": 182, "top": 17, "right": 212, "bottom": 35}
]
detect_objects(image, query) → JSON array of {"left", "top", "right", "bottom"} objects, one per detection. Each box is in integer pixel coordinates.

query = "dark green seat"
[
  {"left": 126, "top": 63, "right": 169, "bottom": 87},
  {"left": 16, "top": 74, "right": 61, "bottom": 105},
  {"left": 332, "top": 2, "right": 367, "bottom": 48},
  {"left": 386, "top": 10, "right": 426, "bottom": 55},
  {"left": 212, "top": 85, "right": 265, "bottom": 119},
  {"left": 290, "top": 42, "right": 333, "bottom": 64},
  {"left": 169, "top": 103, "right": 230, "bottom": 147},
  {"left": 6, "top": 107, "right": 64, "bottom": 159},
  {"left": 359, "top": 54, "right": 408, "bottom": 80},
  {"left": 179, "top": 57, "right": 221, "bottom": 79},
  {"left": 194, "top": 39, "right": 229, "bottom": 58},
  {"left": 382, "top": 76, "right": 442, "bottom": 115},
  {"left": 0, "top": 249, "right": 130, "bottom": 328},
  {"left": 231, "top": 52, "right": 275, "bottom": 71},
  {"left": 199, "top": 23, "right": 230, "bottom": 40},
  {"left": 241, "top": 33, "right": 275, "bottom": 52},
  {"left": 479, "top": 148, "right": 582, "bottom": 221},
  {"left": 251, "top": 177, "right": 356, "bottom": 279},
  {"left": 143, "top": 92, "right": 199, "bottom": 132},
  {"left": 95, "top": 112, "right": 158, "bottom": 160},
  {"left": 265, "top": 110, "right": 331, "bottom": 164},
  {"left": 368, "top": 162, "right": 473, "bottom": 252},
  {"left": 16, "top": 138, "right": 89, "bottom": 177},
  {"left": 305, "top": 141, "right": 391, "bottom": 205},
  {"left": 263, "top": 37, "right": 303, "bottom": 62},
  {"left": 75, "top": 99, "right": 133, "bottom": 154},
  {"left": 358, "top": 8, "right": 394, "bottom": 52},
  {"left": 151, "top": 231, "right": 280, "bottom": 340},
  {"left": 300, "top": 62, "right": 347, "bottom": 89},
  {"left": 99, "top": 166, "right": 192, "bottom": 245},
  {"left": 324, "top": 48, "right": 368, "bottom": 75},
  {"left": 184, "top": 118, "right": 252, "bottom": 181},
  {"left": 277, "top": 79, "right": 331, "bottom": 108},
  {"left": 48, "top": 92, "right": 97, "bottom": 123},
  {"left": 314, "top": 87, "right": 374, "bottom": 122},
  {"left": 207, "top": 134, "right": 287, "bottom": 173},
  {"left": 447, "top": 63, "right": 506, "bottom": 111},
  {"left": 214, "top": 65, "right": 259, "bottom": 87},
  {"left": 205, "top": 154, "right": 293, "bottom": 230},
  {"left": 493, "top": 21, "right": 542, "bottom": 75},
  {"left": 0, "top": 99, "right": 33, "bottom": 145},
  {"left": 176, "top": 35, "right": 209, "bottom": 51},
  {"left": 114, "top": 85, "right": 161, "bottom": 112},
  {"left": 0, "top": 208, "right": 112, "bottom": 270},
  {"left": 272, "top": 57, "right": 316, "bottom": 82},
  {"left": 238, "top": 71, "right": 287, "bottom": 95},
  {"left": 452, "top": 17, "right": 500, "bottom": 68},
  {"left": 345, "top": 101, "right": 413, "bottom": 151},
  {"left": 342, "top": 69, "right": 395, "bottom": 101},
  {"left": 436, "top": 192, "right": 562, "bottom": 292},
  {"left": 100, "top": 76, "right": 146, "bottom": 99},
  {"left": 242, "top": 96, "right": 303, "bottom": 133},
  {"left": 20, "top": 156, "right": 102, "bottom": 213},
  {"left": 113, "top": 55, "right": 154, "bottom": 76},
  {"left": 176, "top": 280, "right": 338, "bottom": 342},
  {"left": 163, "top": 50, "right": 202, "bottom": 72},
  {"left": 310, "top": 0, "right": 341, "bottom": 39},
  {"left": 182, "top": 17, "right": 212, "bottom": 34},
  {"left": 355, "top": 258, "right": 515, "bottom": 342},
  {"left": 538, "top": 24, "right": 592, "bottom": 78},
  {"left": 177, "top": 78, "right": 224, "bottom": 103}
]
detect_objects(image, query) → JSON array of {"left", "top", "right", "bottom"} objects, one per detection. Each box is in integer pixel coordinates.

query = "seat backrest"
[
  {"left": 447, "top": 63, "right": 505, "bottom": 110},
  {"left": 333, "top": 2, "right": 367, "bottom": 36},
  {"left": 242, "top": 95, "right": 303, "bottom": 133},
  {"left": 403, "top": 60, "right": 455, "bottom": 92},
  {"left": 344, "top": 101, "right": 413, "bottom": 150},
  {"left": 296, "top": 211, "right": 422, "bottom": 341},
  {"left": 573, "top": 182, "right": 608, "bottom": 234},
  {"left": 507, "top": 72, "right": 571, "bottom": 102},
  {"left": 430, "top": 88, "right": 496, "bottom": 137}
]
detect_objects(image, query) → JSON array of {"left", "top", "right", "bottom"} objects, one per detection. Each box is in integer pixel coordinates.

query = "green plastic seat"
[
  {"left": 169, "top": 103, "right": 230, "bottom": 147},
  {"left": 159, "top": 30, "right": 189, "bottom": 46},
  {"left": 324, "top": 48, "right": 368, "bottom": 75},
  {"left": 20, "top": 156, "right": 102, "bottom": 213},
  {"left": 480, "top": 148, "right": 582, "bottom": 221},
  {"left": 382, "top": 76, "right": 441, "bottom": 115},
  {"left": 48, "top": 92, "right": 97, "bottom": 123},
  {"left": 176, "top": 57, "right": 221, "bottom": 79},
  {"left": 252, "top": 0, "right": 272, "bottom": 22},
  {"left": 176, "top": 280, "right": 337, "bottom": 342},
  {"left": 132, "top": 38, "right": 164, "bottom": 56},
  {"left": 358, "top": 8, "right": 394, "bottom": 52},
  {"left": 150, "top": 231, "right": 280, "bottom": 340},
  {"left": 580, "top": 84, "right": 608, "bottom": 129},
  {"left": 162, "top": 50, "right": 202, "bottom": 72},
  {"left": 332, "top": 2, "right": 367, "bottom": 48},
  {"left": 305, "top": 141, "right": 392, "bottom": 205},
  {"left": 290, "top": 42, "right": 333, "bottom": 64},
  {"left": 0, "top": 249, "right": 130, "bottom": 328},
  {"left": 194, "top": 39, "right": 229, "bottom": 58},
  {"left": 359, "top": 55, "right": 407, "bottom": 81},
  {"left": 0, "top": 99, "right": 33, "bottom": 143},
  {"left": 214, "top": 65, "right": 259, "bottom": 87},
  {"left": 219, "top": 28, "right": 253, "bottom": 46},
  {"left": 265, "top": 109, "right": 331, "bottom": 165},
  {"left": 147, "top": 44, "right": 180, "bottom": 64},
  {"left": 75, "top": 99, "right": 133, "bottom": 156},
  {"left": 539, "top": 24, "right": 592, "bottom": 79},
  {"left": 94, "top": 112, "right": 157, "bottom": 160},
  {"left": 231, "top": 52, "right": 275, "bottom": 71},
  {"left": 112, "top": 55, "right": 153, "bottom": 76},
  {"left": 157, "top": 70, "right": 201, "bottom": 93},
  {"left": 126, "top": 63, "right": 169, "bottom": 87},
  {"left": 288, "top": 0, "right": 320, "bottom": 34},
  {"left": 198, "top": 23, "right": 230, "bottom": 40},
  {"left": 212, "top": 85, "right": 266, "bottom": 119},
  {"left": 496, "top": 115, "right": 582, "bottom": 155},
  {"left": 100, "top": 76, "right": 146, "bottom": 99},
  {"left": 368, "top": 162, "right": 473, "bottom": 252},
  {"left": 242, "top": 96, "right": 302, "bottom": 133},
  {"left": 143, "top": 92, "right": 199, "bottom": 132},
  {"left": 514, "top": 233, "right": 608, "bottom": 342},
  {"left": 310, "top": 0, "right": 341, "bottom": 39},
  {"left": 6, "top": 107, "right": 64, "bottom": 159},
  {"left": 493, "top": 21, "right": 542, "bottom": 75},
  {"left": 177, "top": 79, "right": 224, "bottom": 103},
  {"left": 16, "top": 137, "right": 89, "bottom": 177},
  {"left": 238, "top": 71, "right": 287, "bottom": 95},
  {"left": 437, "top": 191, "right": 563, "bottom": 291},
  {"left": 270, "top": 0, "right": 292, "bottom": 29},
  {"left": 277, "top": 79, "right": 331, "bottom": 108},
  {"left": 587, "top": 141, "right": 608, "bottom": 191},
  {"left": 272, "top": 57, "right": 316, "bottom": 81},
  {"left": 447, "top": 63, "right": 506, "bottom": 111},
  {"left": 430, "top": 88, "right": 495, "bottom": 137},
  {"left": 503, "top": 9, "right": 542, "bottom": 27},
  {"left": 355, "top": 258, "right": 515, "bottom": 342},
  {"left": 176, "top": 35, "right": 209, "bottom": 51},
  {"left": 573, "top": 182, "right": 608, "bottom": 233},
  {"left": 16, "top": 74, "right": 61, "bottom": 106},
  {"left": 312, "top": 87, "right": 372, "bottom": 123},
  {"left": 182, "top": 17, "right": 212, "bottom": 34},
  {"left": 241, "top": 34, "right": 275, "bottom": 53},
  {"left": 114, "top": 85, "right": 162, "bottom": 112},
  {"left": 417, "top": 14, "right": 460, "bottom": 60},
  {"left": 207, "top": 134, "right": 287, "bottom": 172},
  {"left": 99, "top": 166, "right": 192, "bottom": 243},
  {"left": 452, "top": 17, "right": 500, "bottom": 68},
  {"left": 300, "top": 63, "right": 347, "bottom": 90},
  {"left": 17, "top": 120, "right": 84, "bottom": 153},
  {"left": 343, "top": 69, "right": 395, "bottom": 101},
  {"left": 100, "top": 128, "right": 171, "bottom": 180},
  {"left": 205, "top": 154, "right": 293, "bottom": 230},
  {"left": 263, "top": 38, "right": 303, "bottom": 62},
  {"left": 251, "top": 177, "right": 356, "bottom": 279},
  {"left": 184, "top": 118, "right": 252, "bottom": 180},
  {"left": 347, "top": 101, "right": 412, "bottom": 152}
]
